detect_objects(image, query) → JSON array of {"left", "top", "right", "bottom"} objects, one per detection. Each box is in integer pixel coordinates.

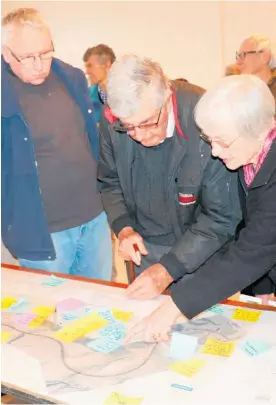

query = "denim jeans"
[{"left": 19, "top": 212, "right": 112, "bottom": 281}]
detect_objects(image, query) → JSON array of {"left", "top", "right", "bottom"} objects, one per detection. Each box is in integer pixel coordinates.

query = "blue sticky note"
[
  {"left": 98, "top": 309, "right": 115, "bottom": 322},
  {"left": 208, "top": 305, "right": 225, "bottom": 314},
  {"left": 241, "top": 340, "right": 271, "bottom": 356},
  {"left": 87, "top": 336, "right": 122, "bottom": 353},
  {"left": 7, "top": 298, "right": 28, "bottom": 312},
  {"left": 171, "top": 384, "right": 193, "bottom": 392},
  {"left": 169, "top": 332, "right": 198, "bottom": 361},
  {"left": 62, "top": 313, "right": 79, "bottom": 322},
  {"left": 100, "top": 321, "right": 126, "bottom": 341},
  {"left": 42, "top": 275, "right": 66, "bottom": 287}
]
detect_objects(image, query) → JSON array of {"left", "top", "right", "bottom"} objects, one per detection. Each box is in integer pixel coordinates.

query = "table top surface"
[{"left": 2, "top": 263, "right": 276, "bottom": 405}]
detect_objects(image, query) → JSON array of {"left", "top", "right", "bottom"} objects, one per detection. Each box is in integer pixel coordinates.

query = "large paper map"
[{"left": 1, "top": 267, "right": 276, "bottom": 404}]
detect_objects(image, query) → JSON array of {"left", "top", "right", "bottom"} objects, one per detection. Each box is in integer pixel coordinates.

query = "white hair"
[
  {"left": 1, "top": 8, "right": 50, "bottom": 45},
  {"left": 246, "top": 34, "right": 276, "bottom": 70},
  {"left": 195, "top": 74, "right": 275, "bottom": 140},
  {"left": 106, "top": 55, "right": 169, "bottom": 118}
]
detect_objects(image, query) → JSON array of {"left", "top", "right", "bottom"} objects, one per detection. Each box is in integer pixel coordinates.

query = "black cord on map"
[{"left": 2, "top": 323, "right": 158, "bottom": 378}]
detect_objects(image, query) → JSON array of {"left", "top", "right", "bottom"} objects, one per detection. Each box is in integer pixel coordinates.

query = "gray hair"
[
  {"left": 2, "top": 8, "right": 50, "bottom": 45},
  {"left": 106, "top": 55, "right": 169, "bottom": 117},
  {"left": 195, "top": 74, "right": 275, "bottom": 140},
  {"left": 246, "top": 34, "right": 276, "bottom": 70}
]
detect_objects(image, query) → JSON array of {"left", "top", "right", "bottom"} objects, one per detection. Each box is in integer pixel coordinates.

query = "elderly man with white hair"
[
  {"left": 126, "top": 74, "right": 276, "bottom": 343},
  {"left": 236, "top": 34, "right": 276, "bottom": 99},
  {"left": 98, "top": 55, "right": 241, "bottom": 300}
]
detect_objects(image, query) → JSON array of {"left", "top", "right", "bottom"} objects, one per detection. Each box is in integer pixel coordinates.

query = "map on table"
[{"left": 1, "top": 267, "right": 276, "bottom": 405}]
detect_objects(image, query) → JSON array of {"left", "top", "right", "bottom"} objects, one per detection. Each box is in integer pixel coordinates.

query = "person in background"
[
  {"left": 126, "top": 74, "right": 276, "bottom": 343},
  {"left": 236, "top": 34, "right": 276, "bottom": 100},
  {"left": 1, "top": 8, "right": 112, "bottom": 279},
  {"left": 236, "top": 34, "right": 276, "bottom": 303},
  {"left": 98, "top": 55, "right": 241, "bottom": 300},
  {"left": 83, "top": 44, "right": 116, "bottom": 124},
  {"left": 225, "top": 64, "right": 240, "bottom": 76}
]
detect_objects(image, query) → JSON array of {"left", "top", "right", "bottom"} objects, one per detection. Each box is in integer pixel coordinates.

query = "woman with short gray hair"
[{"left": 126, "top": 74, "right": 276, "bottom": 343}]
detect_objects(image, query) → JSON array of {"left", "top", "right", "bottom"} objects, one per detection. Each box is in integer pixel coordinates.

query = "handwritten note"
[
  {"left": 7, "top": 297, "right": 28, "bottom": 312},
  {"left": 104, "top": 392, "right": 143, "bottom": 404},
  {"left": 87, "top": 335, "right": 122, "bottom": 353},
  {"left": 171, "top": 383, "right": 193, "bottom": 392},
  {"left": 54, "top": 311, "right": 108, "bottom": 343},
  {"left": 42, "top": 274, "right": 67, "bottom": 287},
  {"left": 62, "top": 313, "right": 79, "bottom": 322},
  {"left": 169, "top": 332, "right": 198, "bottom": 361},
  {"left": 1, "top": 296, "right": 17, "bottom": 309},
  {"left": 15, "top": 313, "right": 37, "bottom": 328},
  {"left": 57, "top": 298, "right": 85, "bottom": 311},
  {"left": 28, "top": 306, "right": 55, "bottom": 328},
  {"left": 100, "top": 321, "right": 126, "bottom": 341},
  {"left": 112, "top": 308, "right": 133, "bottom": 323},
  {"left": 208, "top": 305, "right": 225, "bottom": 314},
  {"left": 201, "top": 337, "right": 235, "bottom": 357},
  {"left": 1, "top": 331, "right": 13, "bottom": 343},
  {"left": 241, "top": 340, "right": 271, "bottom": 357},
  {"left": 169, "top": 358, "right": 206, "bottom": 377},
  {"left": 232, "top": 308, "right": 261, "bottom": 322},
  {"left": 98, "top": 309, "right": 116, "bottom": 322}
]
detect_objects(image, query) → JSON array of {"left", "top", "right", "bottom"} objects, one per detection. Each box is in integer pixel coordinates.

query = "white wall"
[{"left": 2, "top": 1, "right": 275, "bottom": 89}]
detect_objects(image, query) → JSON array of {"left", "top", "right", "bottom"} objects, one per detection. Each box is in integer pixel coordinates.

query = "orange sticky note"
[
  {"left": 1, "top": 296, "right": 17, "bottom": 309},
  {"left": 201, "top": 337, "right": 235, "bottom": 357},
  {"left": 1, "top": 331, "right": 13, "bottom": 343},
  {"left": 54, "top": 311, "right": 108, "bottom": 343},
  {"left": 169, "top": 358, "right": 206, "bottom": 377},
  {"left": 112, "top": 308, "right": 133, "bottom": 322},
  {"left": 232, "top": 308, "right": 261, "bottom": 322}
]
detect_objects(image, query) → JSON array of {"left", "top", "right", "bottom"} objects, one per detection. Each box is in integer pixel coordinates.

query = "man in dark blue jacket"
[{"left": 1, "top": 8, "right": 112, "bottom": 279}]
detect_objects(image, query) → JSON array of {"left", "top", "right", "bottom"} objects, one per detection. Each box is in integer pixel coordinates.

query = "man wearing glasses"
[
  {"left": 98, "top": 55, "right": 242, "bottom": 299},
  {"left": 1, "top": 8, "right": 112, "bottom": 279},
  {"left": 236, "top": 34, "right": 276, "bottom": 100}
]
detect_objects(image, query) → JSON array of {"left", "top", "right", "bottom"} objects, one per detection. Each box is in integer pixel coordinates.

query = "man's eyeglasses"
[
  {"left": 200, "top": 132, "right": 240, "bottom": 149},
  {"left": 7, "top": 43, "right": 55, "bottom": 67},
  {"left": 236, "top": 50, "right": 263, "bottom": 61},
  {"left": 113, "top": 107, "right": 163, "bottom": 133}
]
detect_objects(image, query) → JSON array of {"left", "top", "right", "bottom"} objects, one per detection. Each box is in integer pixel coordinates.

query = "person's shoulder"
[
  {"left": 171, "top": 79, "right": 205, "bottom": 99},
  {"left": 52, "top": 58, "right": 86, "bottom": 81}
]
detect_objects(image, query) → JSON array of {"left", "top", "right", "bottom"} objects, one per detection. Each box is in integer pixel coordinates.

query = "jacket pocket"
[{"left": 176, "top": 186, "right": 200, "bottom": 227}]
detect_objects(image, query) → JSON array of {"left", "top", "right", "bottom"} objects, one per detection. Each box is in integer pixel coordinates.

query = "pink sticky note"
[
  {"left": 15, "top": 313, "right": 37, "bottom": 327},
  {"left": 56, "top": 298, "right": 85, "bottom": 311}
]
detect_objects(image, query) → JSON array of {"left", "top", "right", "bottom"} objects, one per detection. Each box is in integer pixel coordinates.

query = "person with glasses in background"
[
  {"left": 234, "top": 35, "right": 276, "bottom": 304},
  {"left": 126, "top": 74, "right": 276, "bottom": 343},
  {"left": 1, "top": 8, "right": 112, "bottom": 280},
  {"left": 98, "top": 55, "right": 241, "bottom": 300}
]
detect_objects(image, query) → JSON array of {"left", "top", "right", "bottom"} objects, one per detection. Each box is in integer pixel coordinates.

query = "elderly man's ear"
[
  {"left": 2, "top": 45, "right": 11, "bottom": 63},
  {"left": 261, "top": 48, "right": 272, "bottom": 66}
]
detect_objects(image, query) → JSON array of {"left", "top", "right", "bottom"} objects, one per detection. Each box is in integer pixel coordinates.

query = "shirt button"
[
  {"left": 35, "top": 161, "right": 38, "bottom": 167},
  {"left": 88, "top": 109, "right": 92, "bottom": 114},
  {"left": 48, "top": 256, "right": 51, "bottom": 259},
  {"left": 24, "top": 137, "right": 28, "bottom": 141}
]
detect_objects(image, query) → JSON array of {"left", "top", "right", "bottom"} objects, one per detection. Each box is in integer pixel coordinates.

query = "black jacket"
[
  {"left": 98, "top": 81, "right": 242, "bottom": 280},
  {"left": 171, "top": 137, "right": 276, "bottom": 318}
]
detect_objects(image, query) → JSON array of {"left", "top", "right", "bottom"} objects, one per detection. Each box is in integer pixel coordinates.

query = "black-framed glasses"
[
  {"left": 113, "top": 107, "right": 163, "bottom": 133},
  {"left": 200, "top": 132, "right": 240, "bottom": 149},
  {"left": 236, "top": 50, "right": 263, "bottom": 61},
  {"left": 7, "top": 43, "right": 55, "bottom": 67}
]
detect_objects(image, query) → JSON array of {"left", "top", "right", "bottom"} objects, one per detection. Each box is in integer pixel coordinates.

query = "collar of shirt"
[
  {"left": 166, "top": 101, "right": 175, "bottom": 138},
  {"left": 98, "top": 85, "right": 108, "bottom": 104}
]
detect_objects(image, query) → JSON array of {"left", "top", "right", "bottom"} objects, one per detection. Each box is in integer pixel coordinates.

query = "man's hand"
[
  {"left": 125, "top": 297, "right": 182, "bottom": 343},
  {"left": 118, "top": 226, "right": 148, "bottom": 266},
  {"left": 126, "top": 263, "right": 174, "bottom": 300}
]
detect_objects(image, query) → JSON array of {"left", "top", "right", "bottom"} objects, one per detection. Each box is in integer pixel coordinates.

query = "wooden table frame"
[{"left": 1, "top": 263, "right": 276, "bottom": 404}]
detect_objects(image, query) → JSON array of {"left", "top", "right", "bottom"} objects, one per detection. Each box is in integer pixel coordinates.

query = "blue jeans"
[{"left": 19, "top": 212, "right": 112, "bottom": 281}]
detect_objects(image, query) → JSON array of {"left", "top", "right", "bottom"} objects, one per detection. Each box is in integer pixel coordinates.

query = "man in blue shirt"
[
  {"left": 83, "top": 44, "right": 116, "bottom": 124},
  {"left": 1, "top": 8, "right": 112, "bottom": 279}
]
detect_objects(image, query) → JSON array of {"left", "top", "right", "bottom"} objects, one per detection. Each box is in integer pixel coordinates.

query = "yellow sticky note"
[
  {"left": 54, "top": 311, "right": 108, "bottom": 343},
  {"left": 201, "top": 337, "right": 235, "bottom": 357},
  {"left": 112, "top": 308, "right": 133, "bottom": 323},
  {"left": 1, "top": 296, "right": 17, "bottom": 309},
  {"left": 1, "top": 331, "right": 13, "bottom": 343},
  {"left": 28, "top": 315, "right": 48, "bottom": 328},
  {"left": 169, "top": 358, "right": 206, "bottom": 377},
  {"left": 104, "top": 392, "right": 143, "bottom": 405},
  {"left": 232, "top": 308, "right": 261, "bottom": 322},
  {"left": 32, "top": 306, "right": 55, "bottom": 317}
]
